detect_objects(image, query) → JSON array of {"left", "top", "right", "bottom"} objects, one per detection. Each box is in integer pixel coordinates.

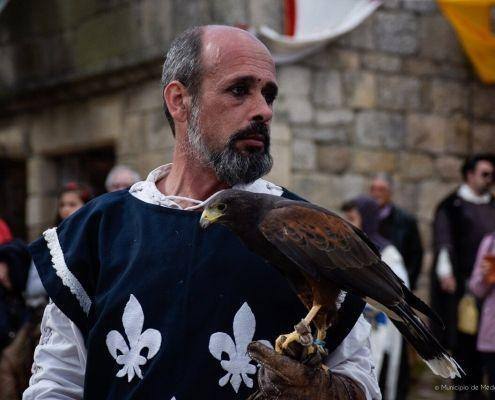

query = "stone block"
[
  {"left": 399, "top": 153, "right": 434, "bottom": 181},
  {"left": 304, "top": 48, "right": 360, "bottom": 70},
  {"left": 137, "top": 148, "right": 174, "bottom": 176},
  {"left": 283, "top": 97, "right": 314, "bottom": 124},
  {"left": 0, "top": 119, "right": 27, "bottom": 158},
  {"left": 27, "top": 157, "right": 58, "bottom": 196},
  {"left": 293, "top": 126, "right": 348, "bottom": 143},
  {"left": 278, "top": 66, "right": 312, "bottom": 97},
  {"left": 362, "top": 52, "right": 401, "bottom": 72},
  {"left": 355, "top": 111, "right": 405, "bottom": 149},
  {"left": 419, "top": 15, "right": 466, "bottom": 63},
  {"left": 72, "top": 4, "right": 140, "bottom": 71},
  {"left": 473, "top": 124, "right": 495, "bottom": 153},
  {"left": 266, "top": 141, "right": 292, "bottom": 188},
  {"left": 445, "top": 115, "right": 470, "bottom": 155},
  {"left": 406, "top": 114, "right": 448, "bottom": 153},
  {"left": 118, "top": 113, "right": 146, "bottom": 157},
  {"left": 338, "top": 17, "right": 375, "bottom": 50},
  {"left": 403, "top": 58, "right": 440, "bottom": 77},
  {"left": 435, "top": 156, "right": 462, "bottom": 181},
  {"left": 143, "top": 110, "right": 175, "bottom": 152},
  {"left": 352, "top": 149, "right": 397, "bottom": 175},
  {"left": 26, "top": 194, "right": 57, "bottom": 227},
  {"left": 317, "top": 145, "right": 351, "bottom": 174},
  {"left": 126, "top": 80, "right": 163, "bottom": 113},
  {"left": 210, "top": 0, "right": 248, "bottom": 25},
  {"left": 393, "top": 181, "right": 420, "bottom": 214},
  {"left": 374, "top": 11, "right": 418, "bottom": 55},
  {"left": 292, "top": 173, "right": 365, "bottom": 210},
  {"left": 313, "top": 70, "right": 343, "bottom": 108},
  {"left": 292, "top": 173, "right": 334, "bottom": 209},
  {"left": 382, "top": 0, "right": 401, "bottom": 9},
  {"left": 377, "top": 76, "right": 421, "bottom": 110},
  {"left": 31, "top": 97, "right": 121, "bottom": 154},
  {"left": 473, "top": 85, "right": 495, "bottom": 120},
  {"left": 138, "top": 0, "right": 173, "bottom": 50},
  {"left": 171, "top": 0, "right": 211, "bottom": 35},
  {"left": 430, "top": 80, "right": 469, "bottom": 115},
  {"left": 343, "top": 71, "right": 376, "bottom": 109},
  {"left": 417, "top": 180, "right": 456, "bottom": 220},
  {"left": 315, "top": 109, "right": 354, "bottom": 126},
  {"left": 270, "top": 122, "right": 292, "bottom": 143},
  {"left": 292, "top": 139, "right": 317, "bottom": 170},
  {"left": 403, "top": 0, "right": 438, "bottom": 13},
  {"left": 249, "top": 0, "right": 284, "bottom": 32}
]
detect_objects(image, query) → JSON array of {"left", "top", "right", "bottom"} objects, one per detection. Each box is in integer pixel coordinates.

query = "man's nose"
[{"left": 250, "top": 93, "right": 273, "bottom": 123}]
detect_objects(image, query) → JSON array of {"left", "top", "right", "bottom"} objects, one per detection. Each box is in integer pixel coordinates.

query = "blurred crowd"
[
  {"left": 0, "top": 165, "right": 141, "bottom": 399},
  {"left": 0, "top": 154, "right": 494, "bottom": 399},
  {"left": 340, "top": 153, "right": 495, "bottom": 400}
]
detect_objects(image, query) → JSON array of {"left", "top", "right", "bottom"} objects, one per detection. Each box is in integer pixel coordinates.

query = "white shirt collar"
[
  {"left": 457, "top": 183, "right": 491, "bottom": 205},
  {"left": 129, "top": 164, "right": 284, "bottom": 210}
]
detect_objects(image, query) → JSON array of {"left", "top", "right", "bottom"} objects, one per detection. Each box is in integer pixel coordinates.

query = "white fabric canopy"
[{"left": 258, "top": 0, "right": 382, "bottom": 64}]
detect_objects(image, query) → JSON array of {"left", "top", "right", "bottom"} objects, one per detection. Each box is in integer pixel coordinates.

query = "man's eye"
[
  {"left": 231, "top": 85, "right": 248, "bottom": 97},
  {"left": 263, "top": 92, "right": 277, "bottom": 105}
]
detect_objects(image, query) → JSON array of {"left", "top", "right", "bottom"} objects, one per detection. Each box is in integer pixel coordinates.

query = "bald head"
[{"left": 161, "top": 25, "right": 274, "bottom": 135}]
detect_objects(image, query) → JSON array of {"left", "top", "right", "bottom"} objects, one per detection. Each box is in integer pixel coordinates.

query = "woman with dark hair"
[
  {"left": 342, "top": 195, "right": 410, "bottom": 400},
  {"left": 54, "top": 182, "right": 93, "bottom": 225}
]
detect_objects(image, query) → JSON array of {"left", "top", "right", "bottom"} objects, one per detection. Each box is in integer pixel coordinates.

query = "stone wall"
[
  {"left": 270, "top": 0, "right": 495, "bottom": 288},
  {"left": 0, "top": 0, "right": 494, "bottom": 291}
]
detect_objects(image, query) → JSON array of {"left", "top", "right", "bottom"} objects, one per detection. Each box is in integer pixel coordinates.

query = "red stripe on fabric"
[{"left": 284, "top": 0, "right": 296, "bottom": 36}]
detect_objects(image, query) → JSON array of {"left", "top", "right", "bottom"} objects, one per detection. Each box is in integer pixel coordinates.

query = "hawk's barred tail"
[{"left": 391, "top": 303, "right": 464, "bottom": 379}]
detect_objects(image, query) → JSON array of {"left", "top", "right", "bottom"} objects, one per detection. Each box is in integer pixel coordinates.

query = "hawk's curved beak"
[{"left": 200, "top": 208, "right": 223, "bottom": 229}]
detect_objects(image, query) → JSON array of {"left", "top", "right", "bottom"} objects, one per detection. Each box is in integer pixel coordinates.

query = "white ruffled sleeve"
[
  {"left": 23, "top": 301, "right": 86, "bottom": 400},
  {"left": 325, "top": 315, "right": 382, "bottom": 400}
]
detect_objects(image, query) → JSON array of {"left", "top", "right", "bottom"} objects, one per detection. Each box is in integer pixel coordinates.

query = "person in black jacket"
[{"left": 370, "top": 173, "right": 424, "bottom": 291}]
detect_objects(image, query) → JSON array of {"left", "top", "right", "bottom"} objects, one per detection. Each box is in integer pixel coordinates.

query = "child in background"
[{"left": 469, "top": 232, "right": 495, "bottom": 400}]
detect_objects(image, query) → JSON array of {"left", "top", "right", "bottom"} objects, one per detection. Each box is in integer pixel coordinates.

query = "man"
[
  {"left": 430, "top": 154, "right": 495, "bottom": 400},
  {"left": 105, "top": 165, "right": 141, "bottom": 192},
  {"left": 24, "top": 26, "right": 380, "bottom": 399},
  {"left": 370, "top": 173, "right": 423, "bottom": 291}
]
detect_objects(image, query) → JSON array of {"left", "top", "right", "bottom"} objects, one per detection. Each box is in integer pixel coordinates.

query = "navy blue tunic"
[{"left": 30, "top": 189, "right": 364, "bottom": 400}]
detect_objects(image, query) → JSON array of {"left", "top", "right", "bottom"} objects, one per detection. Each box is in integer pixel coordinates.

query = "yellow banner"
[{"left": 438, "top": 0, "right": 495, "bottom": 84}]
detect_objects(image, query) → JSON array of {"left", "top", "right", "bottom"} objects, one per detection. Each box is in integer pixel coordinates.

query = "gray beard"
[{"left": 186, "top": 104, "right": 273, "bottom": 186}]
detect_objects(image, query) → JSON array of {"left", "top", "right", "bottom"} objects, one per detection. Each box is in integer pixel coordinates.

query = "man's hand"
[
  {"left": 440, "top": 274, "right": 457, "bottom": 293},
  {"left": 247, "top": 341, "right": 365, "bottom": 400}
]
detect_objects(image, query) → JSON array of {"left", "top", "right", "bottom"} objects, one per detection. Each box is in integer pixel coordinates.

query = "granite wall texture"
[{"left": 0, "top": 0, "right": 494, "bottom": 292}]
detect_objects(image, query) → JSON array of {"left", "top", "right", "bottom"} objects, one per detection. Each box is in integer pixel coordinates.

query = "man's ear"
[{"left": 163, "top": 81, "right": 190, "bottom": 124}]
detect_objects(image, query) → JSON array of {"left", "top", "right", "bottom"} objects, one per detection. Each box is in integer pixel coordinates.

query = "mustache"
[{"left": 228, "top": 122, "right": 270, "bottom": 147}]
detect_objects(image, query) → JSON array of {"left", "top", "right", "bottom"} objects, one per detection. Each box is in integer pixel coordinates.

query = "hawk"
[{"left": 199, "top": 189, "right": 463, "bottom": 379}]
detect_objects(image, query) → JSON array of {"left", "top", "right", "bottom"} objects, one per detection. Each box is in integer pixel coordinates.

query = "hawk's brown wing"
[{"left": 258, "top": 203, "right": 405, "bottom": 306}]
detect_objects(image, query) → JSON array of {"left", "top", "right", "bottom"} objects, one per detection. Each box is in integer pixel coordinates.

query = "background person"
[
  {"left": 370, "top": 173, "right": 423, "bottom": 291},
  {"left": 430, "top": 153, "right": 495, "bottom": 400},
  {"left": 469, "top": 232, "right": 495, "bottom": 400},
  {"left": 342, "top": 195, "right": 409, "bottom": 400},
  {"left": 104, "top": 165, "right": 141, "bottom": 192}
]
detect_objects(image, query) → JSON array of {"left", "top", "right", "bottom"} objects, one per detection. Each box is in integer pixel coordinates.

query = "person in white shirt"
[{"left": 430, "top": 153, "right": 495, "bottom": 399}]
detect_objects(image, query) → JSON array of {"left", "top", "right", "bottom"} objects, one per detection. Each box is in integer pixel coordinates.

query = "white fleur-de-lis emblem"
[
  {"left": 209, "top": 302, "right": 272, "bottom": 393},
  {"left": 106, "top": 294, "right": 162, "bottom": 382}
]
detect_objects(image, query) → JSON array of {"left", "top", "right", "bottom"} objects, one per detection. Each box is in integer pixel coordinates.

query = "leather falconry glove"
[{"left": 247, "top": 341, "right": 366, "bottom": 400}]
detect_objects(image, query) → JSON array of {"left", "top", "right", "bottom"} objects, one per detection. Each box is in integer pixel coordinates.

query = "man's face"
[
  {"left": 467, "top": 160, "right": 494, "bottom": 195},
  {"left": 186, "top": 29, "right": 277, "bottom": 186},
  {"left": 370, "top": 179, "right": 392, "bottom": 208},
  {"left": 109, "top": 171, "right": 136, "bottom": 192}
]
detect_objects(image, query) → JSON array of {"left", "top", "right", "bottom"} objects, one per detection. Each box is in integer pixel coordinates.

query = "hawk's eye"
[{"left": 217, "top": 203, "right": 227, "bottom": 212}]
